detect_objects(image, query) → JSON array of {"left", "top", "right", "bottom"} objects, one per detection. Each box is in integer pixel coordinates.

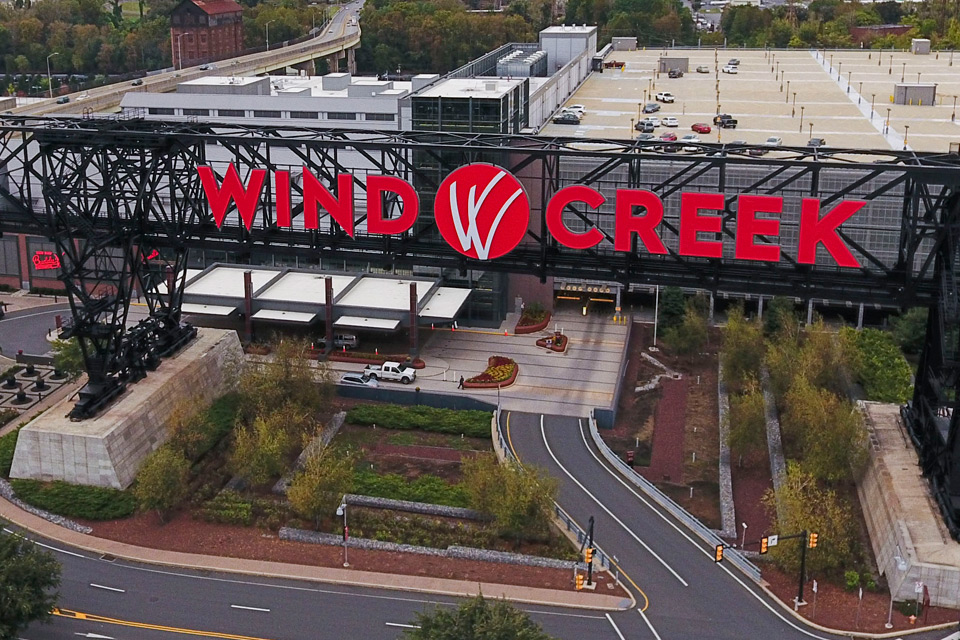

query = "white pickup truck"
[{"left": 363, "top": 361, "right": 416, "bottom": 384}]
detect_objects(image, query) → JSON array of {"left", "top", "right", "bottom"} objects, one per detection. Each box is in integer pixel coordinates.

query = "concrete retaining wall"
[{"left": 10, "top": 329, "right": 242, "bottom": 489}]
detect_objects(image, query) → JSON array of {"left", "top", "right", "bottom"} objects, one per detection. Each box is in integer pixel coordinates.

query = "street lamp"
[
  {"left": 838, "top": 61, "right": 843, "bottom": 81},
  {"left": 903, "top": 124, "right": 910, "bottom": 150},
  {"left": 336, "top": 497, "right": 349, "bottom": 567},
  {"left": 799, "top": 105, "right": 804, "bottom": 132},
  {"left": 952, "top": 95, "right": 957, "bottom": 122},
  {"left": 266, "top": 19, "right": 276, "bottom": 50},
  {"left": 886, "top": 107, "right": 891, "bottom": 135},
  {"left": 901, "top": 62, "right": 906, "bottom": 82},
  {"left": 785, "top": 80, "right": 790, "bottom": 102},
  {"left": 884, "top": 554, "right": 909, "bottom": 629},
  {"left": 917, "top": 72, "right": 921, "bottom": 83},
  {"left": 808, "top": 122, "right": 813, "bottom": 140},
  {"left": 858, "top": 81, "right": 863, "bottom": 104},
  {"left": 740, "top": 522, "right": 748, "bottom": 549},
  {"left": 46, "top": 52, "right": 59, "bottom": 99},
  {"left": 871, "top": 93, "right": 876, "bottom": 119},
  {"left": 846, "top": 71, "right": 851, "bottom": 93},
  {"left": 176, "top": 32, "right": 191, "bottom": 70}
]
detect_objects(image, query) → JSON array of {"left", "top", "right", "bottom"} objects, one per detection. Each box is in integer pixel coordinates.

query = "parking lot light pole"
[
  {"left": 952, "top": 95, "right": 957, "bottom": 121},
  {"left": 903, "top": 125, "right": 909, "bottom": 150},
  {"left": 901, "top": 62, "right": 906, "bottom": 82},
  {"left": 799, "top": 106, "right": 804, "bottom": 132},
  {"left": 785, "top": 80, "right": 790, "bottom": 102},
  {"left": 886, "top": 107, "right": 891, "bottom": 134},
  {"left": 871, "top": 93, "right": 876, "bottom": 119},
  {"left": 808, "top": 122, "right": 813, "bottom": 140},
  {"left": 889, "top": 55, "right": 893, "bottom": 75},
  {"left": 336, "top": 498, "right": 349, "bottom": 567},
  {"left": 46, "top": 52, "right": 59, "bottom": 99},
  {"left": 858, "top": 81, "right": 863, "bottom": 104}
]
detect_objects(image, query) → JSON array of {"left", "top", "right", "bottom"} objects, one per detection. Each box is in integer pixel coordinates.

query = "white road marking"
[
  {"left": 539, "top": 415, "right": 688, "bottom": 587},
  {"left": 637, "top": 608, "right": 663, "bottom": 640},
  {"left": 231, "top": 604, "right": 270, "bottom": 612},
  {"left": 89, "top": 583, "right": 125, "bottom": 593},
  {"left": 605, "top": 613, "right": 626, "bottom": 640},
  {"left": 385, "top": 622, "right": 421, "bottom": 629},
  {"left": 2, "top": 529, "right": 86, "bottom": 558},
  {"left": 72, "top": 633, "right": 115, "bottom": 639},
  {"left": 577, "top": 423, "right": 834, "bottom": 639}
]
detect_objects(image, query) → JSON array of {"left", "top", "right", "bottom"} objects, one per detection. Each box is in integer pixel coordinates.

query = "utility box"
[
  {"left": 658, "top": 57, "right": 689, "bottom": 73},
  {"left": 612, "top": 37, "right": 637, "bottom": 51},
  {"left": 911, "top": 38, "right": 931, "bottom": 55},
  {"left": 894, "top": 83, "right": 937, "bottom": 106}
]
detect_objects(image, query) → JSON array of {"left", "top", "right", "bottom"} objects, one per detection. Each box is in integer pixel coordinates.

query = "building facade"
[{"left": 170, "top": 0, "right": 244, "bottom": 70}]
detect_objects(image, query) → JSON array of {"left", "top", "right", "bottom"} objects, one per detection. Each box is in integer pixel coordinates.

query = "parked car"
[
  {"left": 363, "top": 361, "right": 417, "bottom": 384},
  {"left": 339, "top": 373, "right": 379, "bottom": 387},
  {"left": 696, "top": 65, "right": 710, "bottom": 73},
  {"left": 643, "top": 102, "right": 661, "bottom": 113},
  {"left": 559, "top": 108, "right": 582, "bottom": 120},
  {"left": 553, "top": 112, "right": 581, "bottom": 125},
  {"left": 667, "top": 68, "right": 684, "bottom": 78},
  {"left": 635, "top": 120, "right": 655, "bottom": 133},
  {"left": 655, "top": 92, "right": 675, "bottom": 103},
  {"left": 565, "top": 104, "right": 586, "bottom": 116},
  {"left": 317, "top": 333, "right": 359, "bottom": 349},
  {"left": 77, "top": 92, "right": 90, "bottom": 101},
  {"left": 692, "top": 122, "right": 712, "bottom": 134},
  {"left": 721, "top": 65, "right": 738, "bottom": 74},
  {"left": 748, "top": 146, "right": 770, "bottom": 156},
  {"left": 199, "top": 63, "right": 217, "bottom": 70},
  {"left": 131, "top": 79, "right": 144, "bottom": 86},
  {"left": 56, "top": 96, "right": 69, "bottom": 104},
  {"left": 727, "top": 58, "right": 740, "bottom": 66},
  {"left": 713, "top": 114, "right": 738, "bottom": 129},
  {"left": 680, "top": 134, "right": 701, "bottom": 151},
  {"left": 662, "top": 116, "right": 679, "bottom": 127},
  {"left": 807, "top": 137, "right": 827, "bottom": 147},
  {"left": 636, "top": 132, "right": 656, "bottom": 141},
  {"left": 643, "top": 116, "right": 661, "bottom": 128},
  {"left": 764, "top": 136, "right": 783, "bottom": 147},
  {"left": 659, "top": 131, "right": 678, "bottom": 142}
]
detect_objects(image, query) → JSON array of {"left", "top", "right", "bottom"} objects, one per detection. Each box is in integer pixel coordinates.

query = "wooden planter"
[
  {"left": 514, "top": 311, "right": 552, "bottom": 335},
  {"left": 536, "top": 333, "right": 568, "bottom": 353}
]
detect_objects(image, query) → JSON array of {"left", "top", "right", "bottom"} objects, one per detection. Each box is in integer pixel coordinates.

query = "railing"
[{"left": 587, "top": 409, "right": 763, "bottom": 584}]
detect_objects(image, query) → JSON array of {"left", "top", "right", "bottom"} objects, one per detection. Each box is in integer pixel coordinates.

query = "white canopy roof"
[
  {"left": 252, "top": 309, "right": 316, "bottom": 323},
  {"left": 181, "top": 303, "right": 236, "bottom": 316},
  {"left": 334, "top": 316, "right": 400, "bottom": 331}
]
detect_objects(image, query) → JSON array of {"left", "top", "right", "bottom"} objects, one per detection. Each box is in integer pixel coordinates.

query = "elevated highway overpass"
[{"left": 11, "top": 0, "right": 362, "bottom": 117}]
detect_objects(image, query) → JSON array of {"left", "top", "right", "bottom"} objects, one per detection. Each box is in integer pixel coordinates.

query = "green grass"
[
  {"left": 346, "top": 405, "right": 491, "bottom": 439},
  {"left": 9, "top": 479, "right": 136, "bottom": 520},
  {"left": 173, "top": 392, "right": 242, "bottom": 461},
  {"left": 354, "top": 469, "right": 470, "bottom": 508},
  {"left": 0, "top": 423, "right": 21, "bottom": 478}
]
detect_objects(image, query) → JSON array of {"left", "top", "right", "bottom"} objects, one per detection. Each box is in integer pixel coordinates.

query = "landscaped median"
[
  {"left": 514, "top": 302, "right": 551, "bottom": 335},
  {"left": 464, "top": 356, "right": 518, "bottom": 389},
  {"left": 536, "top": 332, "right": 568, "bottom": 353}
]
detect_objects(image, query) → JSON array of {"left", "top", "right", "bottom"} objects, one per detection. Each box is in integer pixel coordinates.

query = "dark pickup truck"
[{"left": 713, "top": 114, "right": 738, "bottom": 129}]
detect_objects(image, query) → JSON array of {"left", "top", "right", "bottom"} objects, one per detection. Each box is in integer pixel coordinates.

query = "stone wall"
[{"left": 10, "top": 329, "right": 242, "bottom": 489}]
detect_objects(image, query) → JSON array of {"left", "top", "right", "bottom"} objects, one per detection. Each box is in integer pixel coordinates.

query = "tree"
[
  {"left": 0, "top": 533, "right": 61, "bottom": 639},
  {"left": 462, "top": 454, "right": 557, "bottom": 543},
  {"left": 133, "top": 445, "right": 191, "bottom": 522},
  {"left": 662, "top": 304, "right": 708, "bottom": 356},
  {"left": 51, "top": 337, "right": 84, "bottom": 380},
  {"left": 721, "top": 305, "right": 764, "bottom": 392},
  {"left": 890, "top": 307, "right": 928, "bottom": 355},
  {"left": 762, "top": 462, "right": 858, "bottom": 575},
  {"left": 287, "top": 446, "right": 356, "bottom": 529},
  {"left": 727, "top": 381, "right": 766, "bottom": 463},
  {"left": 237, "top": 337, "right": 331, "bottom": 426},
  {"left": 403, "top": 594, "right": 556, "bottom": 640},
  {"left": 658, "top": 286, "right": 686, "bottom": 331},
  {"left": 230, "top": 411, "right": 295, "bottom": 487},
  {"left": 763, "top": 296, "right": 796, "bottom": 336}
]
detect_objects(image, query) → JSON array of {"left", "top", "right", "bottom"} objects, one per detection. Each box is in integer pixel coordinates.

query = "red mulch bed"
[
  {"left": 639, "top": 377, "right": 687, "bottom": 485},
  {"left": 729, "top": 448, "right": 775, "bottom": 545},
  {"left": 368, "top": 443, "right": 481, "bottom": 463},
  {"left": 85, "top": 511, "right": 627, "bottom": 597}
]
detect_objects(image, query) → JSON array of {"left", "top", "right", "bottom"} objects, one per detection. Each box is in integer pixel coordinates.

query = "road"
[
  {"left": 3, "top": 526, "right": 616, "bottom": 640},
  {"left": 504, "top": 412, "right": 953, "bottom": 640},
  {"left": 0, "top": 304, "right": 149, "bottom": 357}
]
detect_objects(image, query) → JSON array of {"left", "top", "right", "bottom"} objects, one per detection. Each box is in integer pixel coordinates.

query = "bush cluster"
[
  {"left": 842, "top": 327, "right": 913, "bottom": 404},
  {"left": 354, "top": 470, "right": 470, "bottom": 508},
  {"left": 0, "top": 425, "right": 21, "bottom": 478},
  {"left": 345, "top": 404, "right": 490, "bottom": 438},
  {"left": 9, "top": 479, "right": 136, "bottom": 520},
  {"left": 198, "top": 490, "right": 291, "bottom": 530},
  {"left": 347, "top": 508, "right": 496, "bottom": 550},
  {"left": 174, "top": 393, "right": 242, "bottom": 462}
]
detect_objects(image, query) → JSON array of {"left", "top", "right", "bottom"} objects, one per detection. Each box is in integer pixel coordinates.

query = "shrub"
[
  {"left": 198, "top": 491, "right": 254, "bottom": 526},
  {"left": 0, "top": 284, "right": 16, "bottom": 293},
  {"left": 517, "top": 302, "right": 547, "bottom": 326},
  {"left": 0, "top": 425, "right": 22, "bottom": 478},
  {"left": 345, "top": 404, "right": 490, "bottom": 438},
  {"left": 9, "top": 479, "right": 136, "bottom": 520},
  {"left": 29, "top": 287, "right": 66, "bottom": 297},
  {"left": 288, "top": 446, "right": 356, "bottom": 528},
  {"left": 844, "top": 570, "right": 861, "bottom": 591},
  {"left": 842, "top": 327, "right": 913, "bottom": 403},
  {"left": 166, "top": 393, "right": 242, "bottom": 462},
  {"left": 354, "top": 470, "right": 469, "bottom": 508},
  {"left": 133, "top": 446, "right": 191, "bottom": 521}
]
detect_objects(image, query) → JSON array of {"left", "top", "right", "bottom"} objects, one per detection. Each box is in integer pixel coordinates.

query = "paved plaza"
[{"left": 542, "top": 47, "right": 960, "bottom": 153}]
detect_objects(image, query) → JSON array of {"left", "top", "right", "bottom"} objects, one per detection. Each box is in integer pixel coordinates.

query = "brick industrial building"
[{"left": 170, "top": 0, "right": 244, "bottom": 70}]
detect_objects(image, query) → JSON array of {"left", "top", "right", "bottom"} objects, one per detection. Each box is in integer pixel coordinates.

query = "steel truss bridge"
[{"left": 1, "top": 117, "right": 960, "bottom": 534}]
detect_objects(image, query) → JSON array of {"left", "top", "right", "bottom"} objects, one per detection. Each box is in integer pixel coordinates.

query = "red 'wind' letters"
[{"left": 197, "top": 162, "right": 865, "bottom": 268}]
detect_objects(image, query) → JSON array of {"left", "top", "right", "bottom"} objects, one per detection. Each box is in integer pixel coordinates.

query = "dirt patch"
[{"left": 86, "top": 510, "right": 629, "bottom": 597}]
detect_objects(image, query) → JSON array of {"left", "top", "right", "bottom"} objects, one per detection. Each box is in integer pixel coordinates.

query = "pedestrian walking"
[{"left": 458, "top": 375, "right": 464, "bottom": 389}]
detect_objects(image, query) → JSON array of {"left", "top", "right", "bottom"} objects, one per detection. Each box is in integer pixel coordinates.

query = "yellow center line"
[
  {"left": 504, "top": 412, "right": 651, "bottom": 612},
  {"left": 53, "top": 608, "right": 277, "bottom": 640}
]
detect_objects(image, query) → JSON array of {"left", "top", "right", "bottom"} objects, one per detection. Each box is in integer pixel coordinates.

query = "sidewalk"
[
  {"left": 0, "top": 291, "right": 69, "bottom": 315},
  {"left": 0, "top": 495, "right": 631, "bottom": 612}
]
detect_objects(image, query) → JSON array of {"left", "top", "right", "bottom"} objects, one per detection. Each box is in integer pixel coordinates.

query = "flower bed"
[
  {"left": 244, "top": 344, "right": 271, "bottom": 356},
  {"left": 464, "top": 356, "right": 519, "bottom": 389},
  {"left": 536, "top": 333, "right": 568, "bottom": 353},
  {"left": 328, "top": 352, "right": 426, "bottom": 369},
  {"left": 515, "top": 311, "right": 551, "bottom": 335}
]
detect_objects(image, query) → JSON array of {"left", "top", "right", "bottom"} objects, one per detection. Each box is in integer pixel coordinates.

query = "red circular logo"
[{"left": 434, "top": 164, "right": 529, "bottom": 261}]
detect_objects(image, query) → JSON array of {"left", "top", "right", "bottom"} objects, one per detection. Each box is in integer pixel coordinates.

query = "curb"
[{"left": 0, "top": 496, "right": 630, "bottom": 613}]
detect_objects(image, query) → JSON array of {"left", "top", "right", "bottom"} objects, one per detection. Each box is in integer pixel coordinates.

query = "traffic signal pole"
[
  {"left": 797, "top": 530, "right": 808, "bottom": 609},
  {"left": 587, "top": 516, "right": 595, "bottom": 586}
]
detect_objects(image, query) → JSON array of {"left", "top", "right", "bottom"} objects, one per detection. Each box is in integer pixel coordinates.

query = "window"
[
  {"left": 183, "top": 108, "right": 209, "bottom": 116},
  {"left": 218, "top": 109, "right": 244, "bottom": 117},
  {"left": 365, "top": 113, "right": 395, "bottom": 121},
  {"left": 290, "top": 111, "right": 319, "bottom": 119},
  {"left": 0, "top": 238, "right": 18, "bottom": 276},
  {"left": 327, "top": 112, "right": 356, "bottom": 120},
  {"left": 253, "top": 110, "right": 281, "bottom": 118},
  {"left": 148, "top": 107, "right": 175, "bottom": 115}
]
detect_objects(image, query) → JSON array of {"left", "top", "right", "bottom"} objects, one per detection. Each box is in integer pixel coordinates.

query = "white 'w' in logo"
[{"left": 448, "top": 171, "right": 523, "bottom": 260}]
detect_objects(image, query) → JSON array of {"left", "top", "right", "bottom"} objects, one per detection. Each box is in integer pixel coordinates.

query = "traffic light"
[
  {"left": 575, "top": 574, "right": 584, "bottom": 590},
  {"left": 714, "top": 544, "right": 724, "bottom": 563},
  {"left": 584, "top": 548, "right": 594, "bottom": 564},
  {"left": 808, "top": 532, "right": 819, "bottom": 548},
  {"left": 760, "top": 536, "right": 768, "bottom": 554}
]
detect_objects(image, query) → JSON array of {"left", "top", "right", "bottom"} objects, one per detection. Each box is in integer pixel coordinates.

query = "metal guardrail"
[{"left": 587, "top": 410, "right": 763, "bottom": 584}]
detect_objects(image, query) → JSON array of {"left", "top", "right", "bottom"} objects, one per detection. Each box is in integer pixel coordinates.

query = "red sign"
[
  {"left": 32, "top": 251, "right": 61, "bottom": 271},
  {"left": 198, "top": 163, "right": 865, "bottom": 268}
]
